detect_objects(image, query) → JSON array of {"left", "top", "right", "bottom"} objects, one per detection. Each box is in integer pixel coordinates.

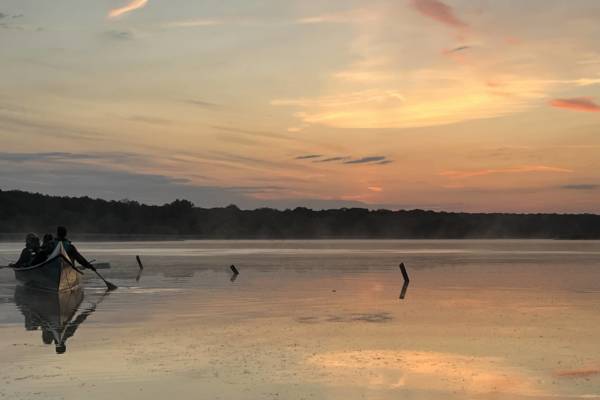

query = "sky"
[{"left": 1, "top": 0, "right": 600, "bottom": 212}]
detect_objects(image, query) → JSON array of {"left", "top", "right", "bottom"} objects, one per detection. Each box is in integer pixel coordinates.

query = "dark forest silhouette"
[{"left": 1, "top": 189, "right": 599, "bottom": 239}]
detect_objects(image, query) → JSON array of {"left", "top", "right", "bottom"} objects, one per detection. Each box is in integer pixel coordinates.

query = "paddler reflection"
[{"left": 14, "top": 286, "right": 109, "bottom": 354}]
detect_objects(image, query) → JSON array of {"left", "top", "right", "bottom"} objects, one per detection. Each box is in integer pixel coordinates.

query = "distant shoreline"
[
  {"left": 2, "top": 189, "right": 600, "bottom": 240},
  {"left": 1, "top": 234, "right": 598, "bottom": 242}
]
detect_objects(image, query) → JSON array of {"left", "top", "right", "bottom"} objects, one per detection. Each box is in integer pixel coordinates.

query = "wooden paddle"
[
  {"left": 85, "top": 261, "right": 117, "bottom": 291},
  {"left": 87, "top": 264, "right": 118, "bottom": 291}
]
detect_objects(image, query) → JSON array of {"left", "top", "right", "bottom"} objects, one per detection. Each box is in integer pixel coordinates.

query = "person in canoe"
[
  {"left": 30, "top": 233, "right": 55, "bottom": 265},
  {"left": 41, "top": 233, "right": 55, "bottom": 253},
  {"left": 9, "top": 233, "right": 40, "bottom": 268},
  {"left": 54, "top": 226, "right": 94, "bottom": 269}
]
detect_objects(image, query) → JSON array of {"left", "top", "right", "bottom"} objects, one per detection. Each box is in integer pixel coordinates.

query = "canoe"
[{"left": 13, "top": 242, "right": 82, "bottom": 292}]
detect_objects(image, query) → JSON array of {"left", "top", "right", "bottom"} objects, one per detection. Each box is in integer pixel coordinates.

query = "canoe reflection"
[{"left": 14, "top": 286, "right": 107, "bottom": 354}]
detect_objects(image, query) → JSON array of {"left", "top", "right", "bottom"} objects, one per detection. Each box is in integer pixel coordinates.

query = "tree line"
[{"left": 1, "top": 189, "right": 599, "bottom": 239}]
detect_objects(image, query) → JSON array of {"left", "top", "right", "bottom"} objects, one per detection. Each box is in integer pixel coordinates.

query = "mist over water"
[{"left": 1, "top": 240, "right": 599, "bottom": 399}]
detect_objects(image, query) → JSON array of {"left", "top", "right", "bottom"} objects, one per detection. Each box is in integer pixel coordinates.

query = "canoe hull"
[{"left": 14, "top": 243, "right": 81, "bottom": 292}]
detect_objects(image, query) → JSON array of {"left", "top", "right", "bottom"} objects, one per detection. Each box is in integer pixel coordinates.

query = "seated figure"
[
  {"left": 31, "top": 234, "right": 55, "bottom": 265},
  {"left": 10, "top": 233, "right": 40, "bottom": 268},
  {"left": 54, "top": 226, "right": 93, "bottom": 269}
]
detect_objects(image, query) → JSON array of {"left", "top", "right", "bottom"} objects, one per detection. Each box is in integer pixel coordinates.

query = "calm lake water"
[{"left": 1, "top": 240, "right": 599, "bottom": 399}]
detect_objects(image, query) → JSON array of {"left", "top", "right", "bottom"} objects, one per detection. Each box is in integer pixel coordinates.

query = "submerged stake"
[{"left": 230, "top": 264, "right": 239, "bottom": 275}]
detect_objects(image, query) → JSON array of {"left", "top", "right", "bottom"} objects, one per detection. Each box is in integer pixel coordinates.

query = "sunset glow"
[{"left": 1, "top": 0, "right": 599, "bottom": 212}]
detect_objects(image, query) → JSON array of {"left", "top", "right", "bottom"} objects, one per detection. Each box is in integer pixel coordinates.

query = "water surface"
[{"left": 1, "top": 240, "right": 599, "bottom": 399}]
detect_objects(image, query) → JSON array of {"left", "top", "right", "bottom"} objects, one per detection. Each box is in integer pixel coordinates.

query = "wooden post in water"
[
  {"left": 399, "top": 262, "right": 410, "bottom": 283},
  {"left": 230, "top": 264, "right": 239, "bottom": 275},
  {"left": 136, "top": 255, "right": 144, "bottom": 270},
  {"left": 398, "top": 262, "right": 410, "bottom": 300}
]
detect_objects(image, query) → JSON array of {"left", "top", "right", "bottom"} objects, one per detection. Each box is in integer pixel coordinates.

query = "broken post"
[
  {"left": 136, "top": 255, "right": 144, "bottom": 270},
  {"left": 399, "top": 262, "right": 410, "bottom": 283},
  {"left": 398, "top": 262, "right": 410, "bottom": 300}
]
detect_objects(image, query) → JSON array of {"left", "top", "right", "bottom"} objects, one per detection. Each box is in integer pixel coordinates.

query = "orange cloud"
[
  {"left": 108, "top": 0, "right": 148, "bottom": 19},
  {"left": 550, "top": 97, "right": 600, "bottom": 112},
  {"left": 440, "top": 165, "right": 574, "bottom": 179},
  {"left": 368, "top": 186, "right": 383, "bottom": 192},
  {"left": 410, "top": 0, "right": 468, "bottom": 29}
]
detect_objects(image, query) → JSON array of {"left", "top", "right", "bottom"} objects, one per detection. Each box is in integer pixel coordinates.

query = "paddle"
[{"left": 86, "top": 262, "right": 118, "bottom": 291}]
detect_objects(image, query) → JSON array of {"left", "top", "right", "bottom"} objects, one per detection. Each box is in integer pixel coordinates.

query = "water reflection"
[
  {"left": 399, "top": 281, "right": 409, "bottom": 299},
  {"left": 307, "top": 350, "right": 544, "bottom": 397},
  {"left": 14, "top": 286, "right": 108, "bottom": 354}
]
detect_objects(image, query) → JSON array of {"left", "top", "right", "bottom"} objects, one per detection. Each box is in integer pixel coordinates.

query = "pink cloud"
[
  {"left": 550, "top": 97, "right": 600, "bottom": 113},
  {"left": 410, "top": 0, "right": 468, "bottom": 29},
  {"left": 108, "top": 0, "right": 148, "bottom": 19}
]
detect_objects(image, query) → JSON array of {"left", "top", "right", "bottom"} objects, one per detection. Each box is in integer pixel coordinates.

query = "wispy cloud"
[
  {"left": 344, "top": 156, "right": 388, "bottom": 165},
  {"left": 296, "top": 9, "right": 377, "bottom": 25},
  {"left": 0, "top": 12, "right": 23, "bottom": 20},
  {"left": 316, "top": 157, "right": 349, "bottom": 163},
  {"left": 0, "top": 152, "right": 142, "bottom": 166},
  {"left": 550, "top": 97, "right": 600, "bottom": 113},
  {"left": 440, "top": 165, "right": 574, "bottom": 179},
  {"left": 273, "top": 90, "right": 405, "bottom": 108},
  {"left": 272, "top": 81, "right": 544, "bottom": 129},
  {"left": 161, "top": 10, "right": 375, "bottom": 30},
  {"left": 162, "top": 19, "right": 222, "bottom": 28},
  {"left": 295, "top": 154, "right": 392, "bottom": 165},
  {"left": 0, "top": 113, "right": 105, "bottom": 141},
  {"left": 445, "top": 45, "right": 471, "bottom": 54},
  {"left": 184, "top": 99, "right": 221, "bottom": 109},
  {"left": 128, "top": 115, "right": 171, "bottom": 125},
  {"left": 410, "top": 0, "right": 468, "bottom": 29},
  {"left": 0, "top": 152, "right": 96, "bottom": 163},
  {"left": 210, "top": 125, "right": 294, "bottom": 142},
  {"left": 539, "top": 78, "right": 600, "bottom": 87},
  {"left": 560, "top": 184, "right": 599, "bottom": 190},
  {"left": 228, "top": 185, "right": 288, "bottom": 195},
  {"left": 578, "top": 53, "right": 600, "bottom": 65},
  {"left": 0, "top": 12, "right": 28, "bottom": 30},
  {"left": 104, "top": 29, "right": 135, "bottom": 40},
  {"left": 108, "top": 0, "right": 148, "bottom": 19}
]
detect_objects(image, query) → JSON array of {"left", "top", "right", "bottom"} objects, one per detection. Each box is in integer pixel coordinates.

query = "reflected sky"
[{"left": 1, "top": 240, "right": 600, "bottom": 399}]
